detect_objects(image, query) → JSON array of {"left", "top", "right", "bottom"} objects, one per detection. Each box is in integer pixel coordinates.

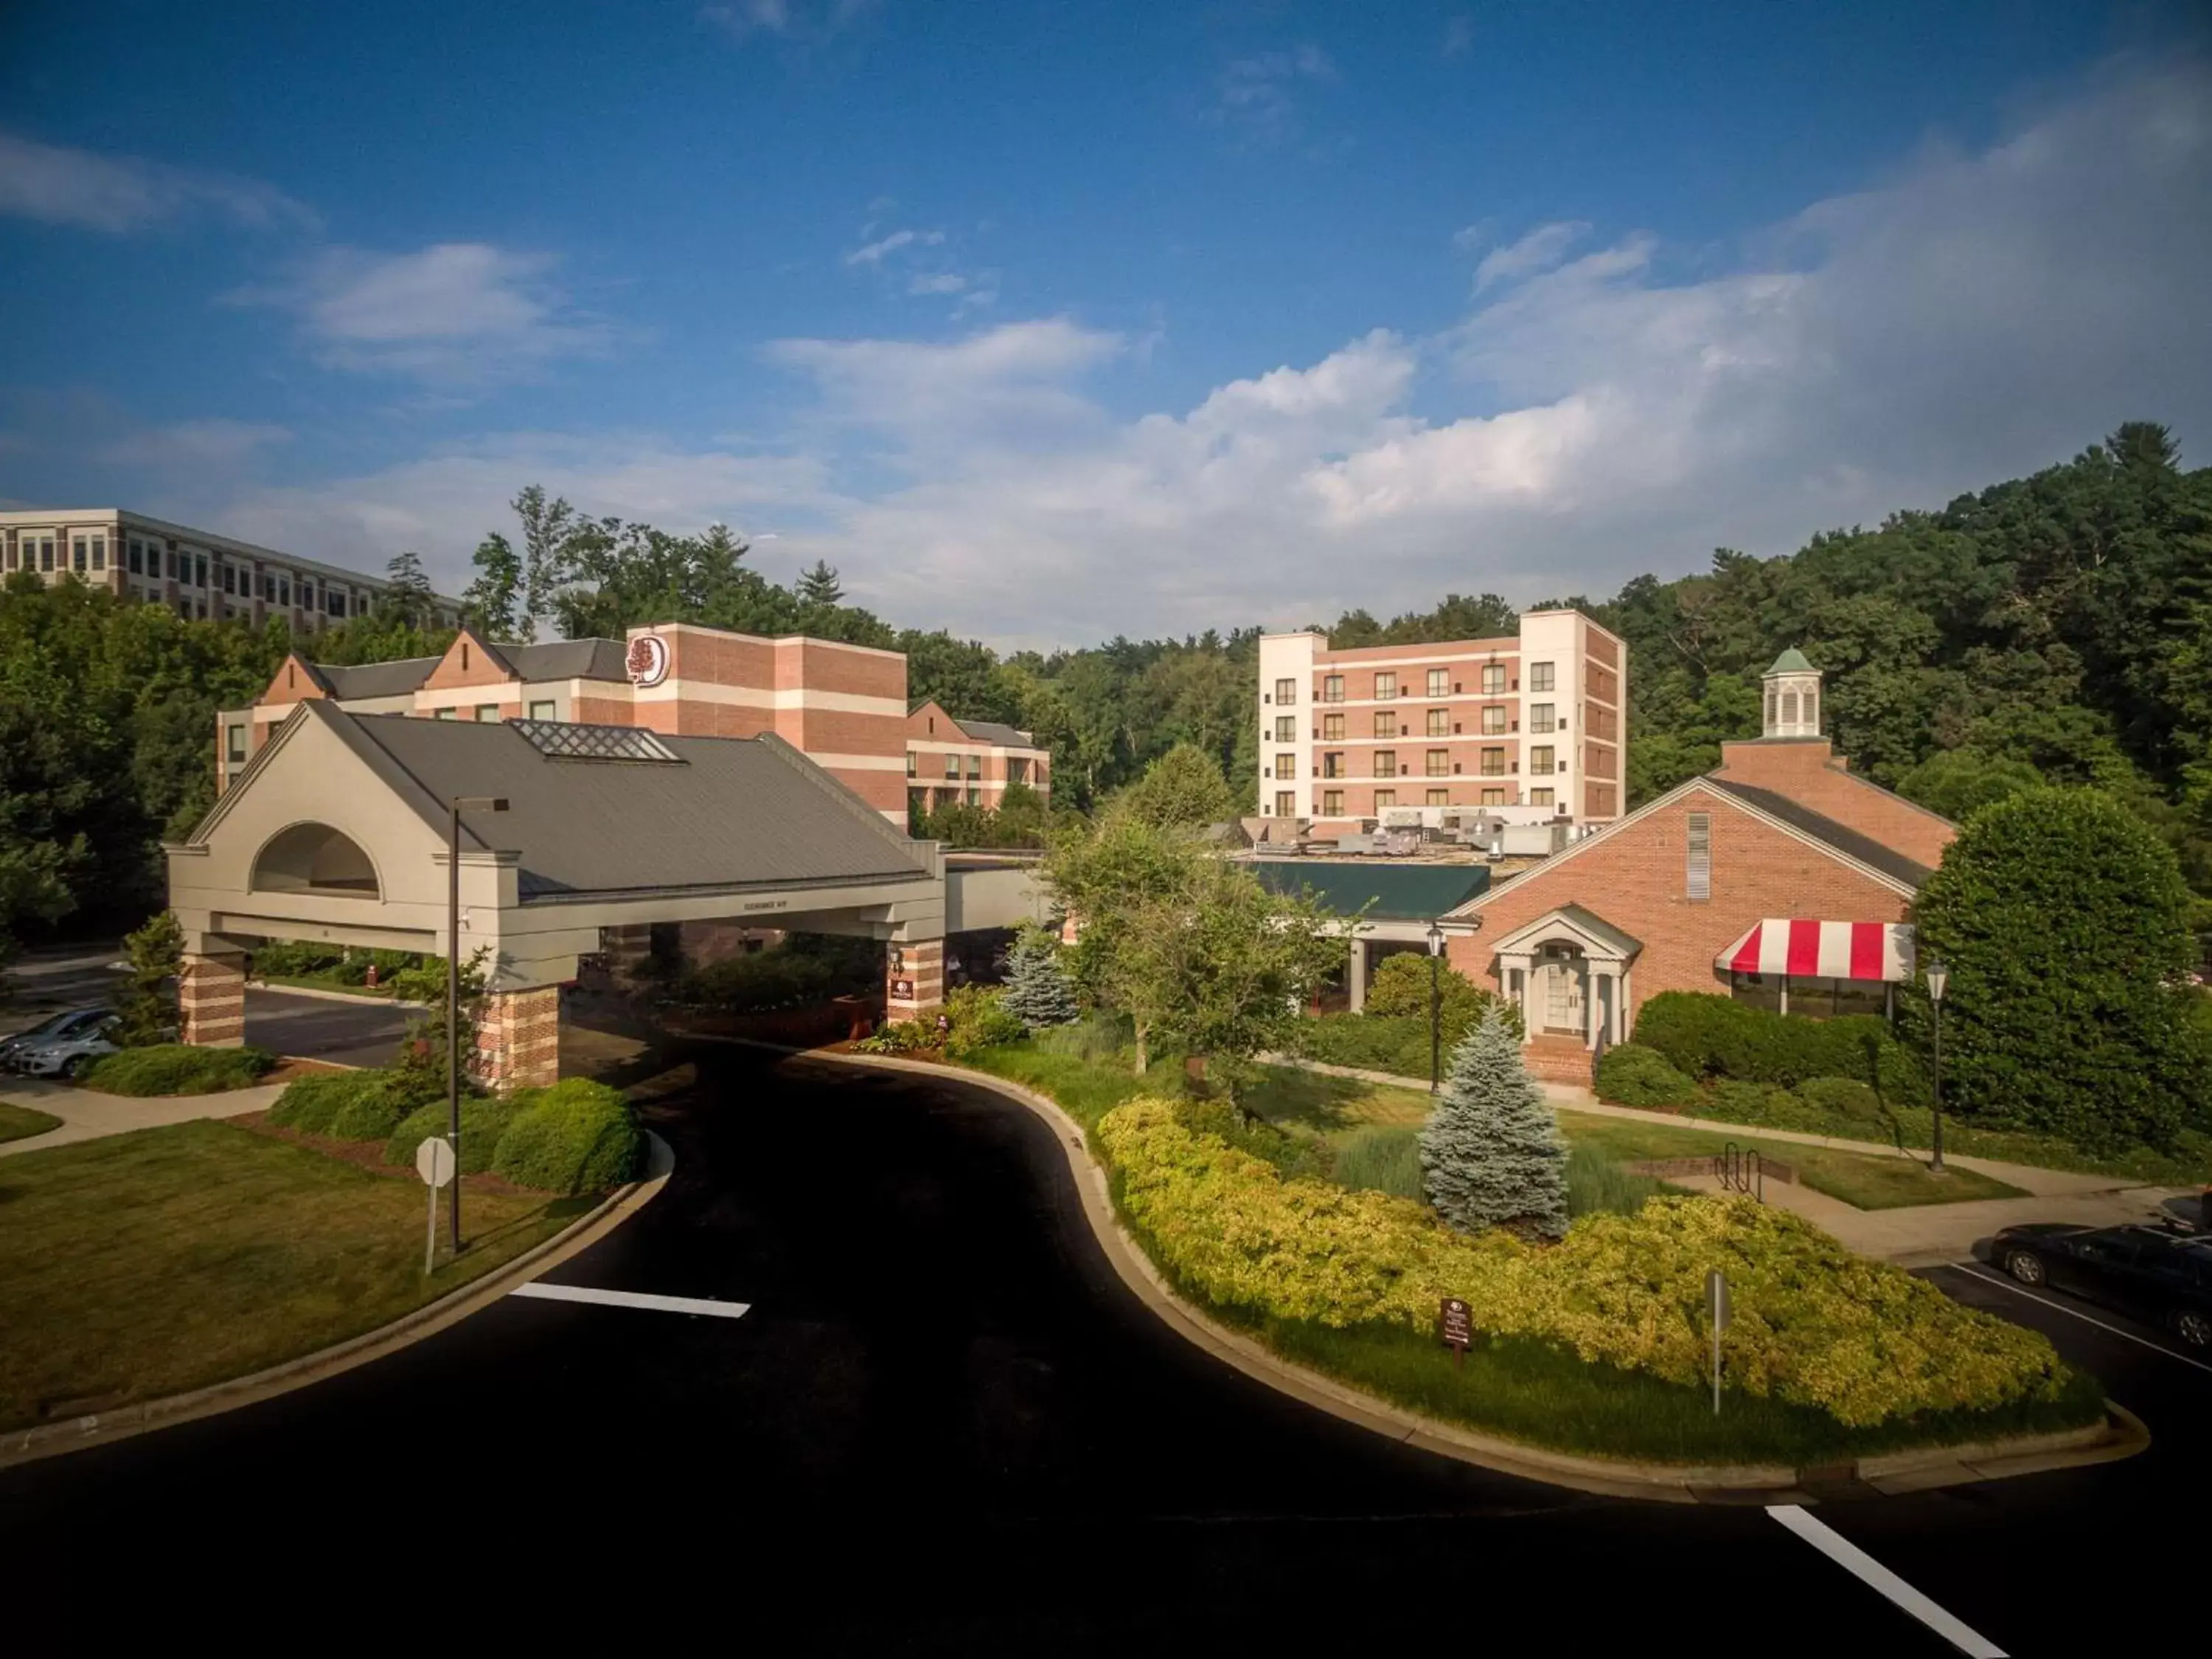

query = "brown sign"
[
  {"left": 890, "top": 978, "right": 914, "bottom": 1000},
  {"left": 1439, "top": 1296, "right": 1473, "bottom": 1352}
]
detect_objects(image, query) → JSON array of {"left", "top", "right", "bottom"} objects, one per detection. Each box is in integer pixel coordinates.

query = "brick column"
[
  {"left": 179, "top": 953, "right": 247, "bottom": 1048},
  {"left": 886, "top": 939, "right": 944, "bottom": 1023},
  {"left": 476, "top": 986, "right": 562, "bottom": 1093}
]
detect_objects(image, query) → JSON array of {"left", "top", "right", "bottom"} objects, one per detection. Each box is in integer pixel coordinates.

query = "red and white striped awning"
[{"left": 1717, "top": 919, "right": 1915, "bottom": 983}]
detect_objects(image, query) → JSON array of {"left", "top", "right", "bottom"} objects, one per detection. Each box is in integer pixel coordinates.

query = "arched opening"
[{"left": 253, "top": 822, "right": 381, "bottom": 897}]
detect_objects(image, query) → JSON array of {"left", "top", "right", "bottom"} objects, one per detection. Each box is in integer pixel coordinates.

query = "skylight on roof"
[{"left": 512, "top": 719, "right": 683, "bottom": 763}]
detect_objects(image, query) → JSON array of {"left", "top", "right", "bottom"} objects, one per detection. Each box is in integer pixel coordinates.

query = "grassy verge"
[
  {"left": 0, "top": 1119, "right": 591, "bottom": 1432},
  {"left": 1557, "top": 1110, "right": 2024, "bottom": 1209},
  {"left": 0, "top": 1102, "right": 62, "bottom": 1144}
]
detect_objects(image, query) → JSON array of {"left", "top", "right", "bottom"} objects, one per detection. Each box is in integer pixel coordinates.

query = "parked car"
[
  {"left": 11, "top": 1013, "right": 122, "bottom": 1079},
  {"left": 0, "top": 1006, "right": 115, "bottom": 1073},
  {"left": 1984, "top": 1222, "right": 2212, "bottom": 1349}
]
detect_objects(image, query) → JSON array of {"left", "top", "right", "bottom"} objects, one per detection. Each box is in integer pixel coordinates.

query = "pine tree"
[
  {"left": 1419, "top": 1003, "right": 1569, "bottom": 1239},
  {"left": 796, "top": 559, "right": 845, "bottom": 607},
  {"left": 111, "top": 909, "right": 183, "bottom": 1048},
  {"left": 999, "top": 927, "right": 1079, "bottom": 1029}
]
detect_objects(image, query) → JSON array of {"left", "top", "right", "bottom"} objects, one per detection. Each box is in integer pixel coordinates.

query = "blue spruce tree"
[
  {"left": 999, "top": 928, "right": 1079, "bottom": 1030},
  {"left": 1419, "top": 1003, "right": 1569, "bottom": 1239}
]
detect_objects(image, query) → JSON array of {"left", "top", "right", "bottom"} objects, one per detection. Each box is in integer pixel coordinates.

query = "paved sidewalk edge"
[
  {"left": 0, "top": 1130, "right": 674, "bottom": 1472},
  {"left": 249, "top": 980, "right": 428, "bottom": 1006},
  {"left": 737, "top": 1040, "right": 2142, "bottom": 1503}
]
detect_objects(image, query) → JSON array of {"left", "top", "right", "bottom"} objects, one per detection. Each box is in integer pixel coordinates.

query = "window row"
[{"left": 1297, "top": 661, "right": 1555, "bottom": 703}]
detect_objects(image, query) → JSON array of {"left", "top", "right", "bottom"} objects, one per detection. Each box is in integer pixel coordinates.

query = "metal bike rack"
[{"left": 1715, "top": 1141, "right": 1764, "bottom": 1203}]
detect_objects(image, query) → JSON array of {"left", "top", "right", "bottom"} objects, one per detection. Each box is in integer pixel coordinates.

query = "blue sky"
[{"left": 2, "top": 1, "right": 2208, "bottom": 644}]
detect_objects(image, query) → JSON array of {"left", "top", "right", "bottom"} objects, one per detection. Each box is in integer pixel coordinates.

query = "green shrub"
[
  {"left": 857, "top": 1018, "right": 939, "bottom": 1054},
  {"left": 1592, "top": 1043, "right": 1699, "bottom": 1108},
  {"left": 1633, "top": 992, "right": 1929, "bottom": 1103},
  {"left": 326, "top": 1074, "right": 417, "bottom": 1142},
  {"left": 1332, "top": 1125, "right": 1424, "bottom": 1198},
  {"left": 1363, "top": 953, "right": 1514, "bottom": 1032},
  {"left": 251, "top": 940, "right": 347, "bottom": 978},
  {"left": 1032, "top": 1011, "right": 1131, "bottom": 1066},
  {"left": 491, "top": 1079, "right": 643, "bottom": 1194},
  {"left": 268, "top": 1071, "right": 366, "bottom": 1135},
  {"left": 1565, "top": 1142, "right": 1670, "bottom": 1219},
  {"left": 80, "top": 1044, "right": 274, "bottom": 1096},
  {"left": 676, "top": 949, "right": 835, "bottom": 1012},
  {"left": 1173, "top": 1096, "right": 1330, "bottom": 1182},
  {"left": 384, "top": 1096, "right": 522, "bottom": 1174},
  {"left": 942, "top": 984, "right": 1026, "bottom": 1060},
  {"left": 1291, "top": 1014, "right": 1451, "bottom": 1079},
  {"left": 1798, "top": 1076, "right": 1885, "bottom": 1122}
]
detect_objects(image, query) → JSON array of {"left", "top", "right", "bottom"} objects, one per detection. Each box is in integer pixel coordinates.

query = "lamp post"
[
  {"left": 1924, "top": 956, "right": 1948, "bottom": 1175},
  {"left": 448, "top": 795, "right": 508, "bottom": 1252},
  {"left": 1427, "top": 920, "right": 1447, "bottom": 1093}
]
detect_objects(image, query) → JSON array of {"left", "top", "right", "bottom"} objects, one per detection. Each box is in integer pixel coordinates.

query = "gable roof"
[
  {"left": 311, "top": 637, "right": 632, "bottom": 700},
  {"left": 1705, "top": 779, "right": 1935, "bottom": 887},
  {"left": 1488, "top": 902, "right": 1645, "bottom": 959},
  {"left": 955, "top": 718, "right": 1035, "bottom": 748},
  {"left": 1251, "top": 859, "right": 1491, "bottom": 921},
  {"left": 317, "top": 656, "right": 442, "bottom": 699},
  {"left": 505, "top": 637, "right": 630, "bottom": 683}
]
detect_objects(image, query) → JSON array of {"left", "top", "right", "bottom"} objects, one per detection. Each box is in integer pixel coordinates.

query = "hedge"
[
  {"left": 267, "top": 1072, "right": 364, "bottom": 1135},
  {"left": 79, "top": 1044, "right": 274, "bottom": 1096},
  {"left": 1592, "top": 1043, "right": 1699, "bottom": 1109},
  {"left": 384, "top": 1096, "right": 524, "bottom": 1175},
  {"left": 1099, "top": 1098, "right": 2073, "bottom": 1427},
  {"left": 1632, "top": 992, "right": 1929, "bottom": 1103},
  {"left": 268, "top": 1068, "right": 436, "bottom": 1140},
  {"left": 490, "top": 1079, "right": 643, "bottom": 1195}
]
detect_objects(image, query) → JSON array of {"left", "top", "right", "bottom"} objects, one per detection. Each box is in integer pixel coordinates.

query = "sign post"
[
  {"left": 1706, "top": 1268, "right": 1730, "bottom": 1415},
  {"left": 417, "top": 1135, "right": 457, "bottom": 1276},
  {"left": 1438, "top": 1295, "right": 1473, "bottom": 1369}
]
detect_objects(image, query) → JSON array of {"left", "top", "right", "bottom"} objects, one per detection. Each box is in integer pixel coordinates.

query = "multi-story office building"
[
  {"left": 905, "top": 700, "right": 1051, "bottom": 815},
  {"left": 0, "top": 507, "right": 460, "bottom": 630},
  {"left": 1255, "top": 608, "right": 1626, "bottom": 830}
]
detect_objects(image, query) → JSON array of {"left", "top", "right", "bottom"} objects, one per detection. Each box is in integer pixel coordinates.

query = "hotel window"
[
  {"left": 434, "top": 708, "right": 458, "bottom": 720},
  {"left": 1373, "top": 790, "right": 1396, "bottom": 810},
  {"left": 1274, "top": 677, "right": 1297, "bottom": 704},
  {"left": 1275, "top": 790, "right": 1295, "bottom": 817},
  {"left": 176, "top": 599, "right": 192, "bottom": 619},
  {"left": 196, "top": 555, "right": 208, "bottom": 588},
  {"left": 1530, "top": 745, "right": 1555, "bottom": 775},
  {"left": 1373, "top": 711, "right": 1397, "bottom": 739},
  {"left": 1481, "top": 706, "right": 1507, "bottom": 735},
  {"left": 1529, "top": 703, "right": 1555, "bottom": 733},
  {"left": 945, "top": 755, "right": 960, "bottom": 779},
  {"left": 1481, "top": 787, "right": 1506, "bottom": 807},
  {"left": 1426, "top": 667, "right": 1448, "bottom": 697},
  {"left": 1481, "top": 748, "right": 1506, "bottom": 776},
  {"left": 1322, "top": 790, "right": 1344, "bottom": 816},
  {"left": 38, "top": 535, "right": 55, "bottom": 571},
  {"left": 1687, "top": 812, "right": 1711, "bottom": 900},
  {"left": 529, "top": 700, "right": 556, "bottom": 721},
  {"left": 1426, "top": 749, "right": 1449, "bottom": 776},
  {"left": 475, "top": 704, "right": 499, "bottom": 722},
  {"left": 1323, "top": 753, "right": 1345, "bottom": 778},
  {"left": 1375, "top": 751, "right": 1398, "bottom": 778},
  {"left": 1529, "top": 662, "right": 1555, "bottom": 692},
  {"left": 1426, "top": 708, "right": 1448, "bottom": 737},
  {"left": 968, "top": 755, "right": 982, "bottom": 779},
  {"left": 1373, "top": 671, "right": 1397, "bottom": 700},
  {"left": 1426, "top": 788, "right": 1449, "bottom": 806},
  {"left": 128, "top": 540, "right": 143, "bottom": 574},
  {"left": 90, "top": 537, "right": 106, "bottom": 571},
  {"left": 279, "top": 577, "right": 291, "bottom": 605},
  {"left": 1275, "top": 753, "right": 1295, "bottom": 781},
  {"left": 299, "top": 579, "right": 316, "bottom": 609},
  {"left": 1322, "top": 675, "right": 1344, "bottom": 703},
  {"left": 1530, "top": 788, "right": 1555, "bottom": 808},
  {"left": 905, "top": 751, "right": 917, "bottom": 777},
  {"left": 1322, "top": 712, "right": 1344, "bottom": 740},
  {"left": 1481, "top": 664, "right": 1506, "bottom": 695},
  {"left": 1274, "top": 715, "right": 1295, "bottom": 742},
  {"left": 226, "top": 725, "right": 247, "bottom": 764},
  {"left": 72, "top": 536, "right": 88, "bottom": 572},
  {"left": 967, "top": 787, "right": 981, "bottom": 807}
]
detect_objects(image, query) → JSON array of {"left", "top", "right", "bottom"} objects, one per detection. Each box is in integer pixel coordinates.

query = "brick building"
[
  {"left": 1256, "top": 608, "right": 1626, "bottom": 833},
  {"left": 905, "top": 700, "right": 1051, "bottom": 815},
  {"left": 1441, "top": 650, "right": 1955, "bottom": 1084}
]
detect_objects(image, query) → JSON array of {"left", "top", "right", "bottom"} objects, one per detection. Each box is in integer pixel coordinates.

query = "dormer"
[{"left": 1761, "top": 647, "right": 1822, "bottom": 739}]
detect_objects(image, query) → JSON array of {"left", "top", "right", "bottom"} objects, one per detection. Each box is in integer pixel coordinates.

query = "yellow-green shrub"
[{"left": 1097, "top": 1098, "right": 2072, "bottom": 1427}]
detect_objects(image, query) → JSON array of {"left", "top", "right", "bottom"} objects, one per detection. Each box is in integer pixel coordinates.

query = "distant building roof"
[
  {"left": 317, "top": 657, "right": 441, "bottom": 699},
  {"left": 1706, "top": 779, "right": 1934, "bottom": 887},
  {"left": 1248, "top": 859, "right": 1491, "bottom": 921},
  {"left": 1765, "top": 647, "right": 1816, "bottom": 675},
  {"left": 313, "top": 636, "right": 631, "bottom": 700},
  {"left": 954, "top": 718, "right": 1036, "bottom": 749}
]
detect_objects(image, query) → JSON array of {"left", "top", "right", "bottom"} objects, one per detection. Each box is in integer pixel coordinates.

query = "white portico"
[{"left": 1484, "top": 905, "right": 1641, "bottom": 1051}]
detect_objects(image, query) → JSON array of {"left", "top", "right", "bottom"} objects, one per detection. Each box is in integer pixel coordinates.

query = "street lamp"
[
  {"left": 1427, "top": 920, "right": 1448, "bottom": 1093},
  {"left": 448, "top": 795, "right": 508, "bottom": 1251},
  {"left": 1924, "top": 956, "right": 1948, "bottom": 1175}
]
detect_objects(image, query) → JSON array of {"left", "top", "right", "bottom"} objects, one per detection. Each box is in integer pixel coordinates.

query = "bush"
[
  {"left": 1332, "top": 1125, "right": 1424, "bottom": 1198},
  {"left": 1291, "top": 1014, "right": 1457, "bottom": 1080},
  {"left": 1797, "top": 1076, "right": 1885, "bottom": 1123},
  {"left": 80, "top": 1043, "right": 274, "bottom": 1096},
  {"left": 676, "top": 949, "right": 835, "bottom": 1013},
  {"left": 491, "top": 1079, "right": 643, "bottom": 1194},
  {"left": 1000, "top": 928, "right": 1080, "bottom": 1029},
  {"left": 1632, "top": 992, "right": 1929, "bottom": 1103},
  {"left": 1174, "top": 1096, "right": 1331, "bottom": 1182},
  {"left": 1593, "top": 1043, "right": 1699, "bottom": 1109},
  {"left": 942, "top": 985, "right": 1026, "bottom": 1060},
  {"left": 1565, "top": 1143, "right": 1670, "bottom": 1219},
  {"left": 268, "top": 1071, "right": 368, "bottom": 1135},
  {"left": 326, "top": 1074, "right": 418, "bottom": 1142},
  {"left": 1420, "top": 1005, "right": 1568, "bottom": 1239},
  {"left": 1363, "top": 953, "right": 1501, "bottom": 1027},
  {"left": 250, "top": 940, "right": 347, "bottom": 978},
  {"left": 1099, "top": 1097, "right": 2076, "bottom": 1427},
  {"left": 384, "top": 1096, "right": 523, "bottom": 1175},
  {"left": 857, "top": 1019, "right": 939, "bottom": 1054}
]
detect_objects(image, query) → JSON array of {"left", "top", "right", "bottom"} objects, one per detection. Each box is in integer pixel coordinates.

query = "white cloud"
[
  {"left": 100, "top": 420, "right": 292, "bottom": 470},
  {"left": 845, "top": 227, "right": 942, "bottom": 266},
  {"left": 0, "top": 131, "right": 316, "bottom": 235},
  {"left": 1215, "top": 45, "right": 1338, "bottom": 143},
  {"left": 228, "top": 243, "right": 625, "bottom": 386},
  {"left": 1472, "top": 220, "right": 1590, "bottom": 292},
  {"left": 700, "top": 0, "right": 879, "bottom": 45},
  {"left": 908, "top": 272, "right": 968, "bottom": 295}
]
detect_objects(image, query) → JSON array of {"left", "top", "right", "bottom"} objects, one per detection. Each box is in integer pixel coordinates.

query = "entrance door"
[{"left": 1543, "top": 960, "right": 1585, "bottom": 1035}]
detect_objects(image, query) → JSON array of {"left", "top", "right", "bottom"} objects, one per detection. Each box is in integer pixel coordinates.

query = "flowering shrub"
[{"left": 1098, "top": 1099, "right": 2073, "bottom": 1427}]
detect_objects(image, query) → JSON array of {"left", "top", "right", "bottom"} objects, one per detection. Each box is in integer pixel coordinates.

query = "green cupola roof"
[{"left": 1764, "top": 647, "right": 1815, "bottom": 676}]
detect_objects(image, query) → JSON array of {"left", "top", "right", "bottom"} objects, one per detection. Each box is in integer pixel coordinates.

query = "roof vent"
[{"left": 512, "top": 718, "right": 684, "bottom": 763}]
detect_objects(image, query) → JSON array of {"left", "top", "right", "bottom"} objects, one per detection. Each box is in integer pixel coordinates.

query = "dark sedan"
[{"left": 1984, "top": 1222, "right": 2212, "bottom": 1349}]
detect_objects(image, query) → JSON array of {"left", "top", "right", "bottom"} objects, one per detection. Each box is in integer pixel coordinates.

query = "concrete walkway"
[
  {"left": 1273, "top": 1054, "right": 2194, "bottom": 1266},
  {"left": 0, "top": 1078, "right": 287, "bottom": 1160}
]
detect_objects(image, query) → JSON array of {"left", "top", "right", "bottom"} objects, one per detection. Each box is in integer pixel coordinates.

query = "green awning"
[{"left": 1249, "top": 860, "right": 1490, "bottom": 921}]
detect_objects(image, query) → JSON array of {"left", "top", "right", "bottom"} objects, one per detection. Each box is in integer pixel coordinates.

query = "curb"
[
  {"left": 250, "top": 980, "right": 425, "bottom": 1007},
  {"left": 729, "top": 1038, "right": 2146, "bottom": 1503},
  {"left": 0, "top": 1130, "right": 675, "bottom": 1472}
]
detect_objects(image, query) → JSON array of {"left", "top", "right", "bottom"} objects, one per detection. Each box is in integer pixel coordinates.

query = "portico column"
[
  {"left": 1347, "top": 937, "right": 1368, "bottom": 1012},
  {"left": 887, "top": 938, "right": 944, "bottom": 1023},
  {"left": 1501, "top": 953, "right": 1535, "bottom": 1044},
  {"left": 179, "top": 950, "right": 247, "bottom": 1048},
  {"left": 476, "top": 985, "right": 561, "bottom": 1092}
]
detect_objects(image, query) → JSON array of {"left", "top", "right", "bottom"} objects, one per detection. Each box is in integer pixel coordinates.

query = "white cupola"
[{"left": 1761, "top": 648, "right": 1822, "bottom": 738}]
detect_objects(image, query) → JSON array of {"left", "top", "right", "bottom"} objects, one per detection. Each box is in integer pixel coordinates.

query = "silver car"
[
  {"left": 11, "top": 1012, "right": 121, "bottom": 1079},
  {"left": 0, "top": 1006, "right": 114, "bottom": 1073}
]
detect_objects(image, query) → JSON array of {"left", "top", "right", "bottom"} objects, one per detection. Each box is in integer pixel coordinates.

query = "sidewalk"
[
  {"left": 1273, "top": 1054, "right": 2191, "bottom": 1266},
  {"left": 0, "top": 1078, "right": 288, "bottom": 1160}
]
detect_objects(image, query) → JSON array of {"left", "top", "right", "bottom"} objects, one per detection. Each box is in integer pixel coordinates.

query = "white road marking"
[
  {"left": 1769, "top": 1505, "right": 2006, "bottom": 1657},
  {"left": 1951, "top": 1262, "right": 2212, "bottom": 1377},
  {"left": 511, "top": 1282, "right": 751, "bottom": 1319}
]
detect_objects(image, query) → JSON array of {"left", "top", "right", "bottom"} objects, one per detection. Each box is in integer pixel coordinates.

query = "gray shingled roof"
[
  {"left": 956, "top": 718, "right": 1035, "bottom": 748},
  {"left": 506, "top": 638, "right": 630, "bottom": 683},
  {"left": 1707, "top": 778, "right": 1933, "bottom": 888},
  {"left": 319, "top": 658, "right": 441, "bottom": 699},
  {"left": 341, "top": 709, "right": 930, "bottom": 901}
]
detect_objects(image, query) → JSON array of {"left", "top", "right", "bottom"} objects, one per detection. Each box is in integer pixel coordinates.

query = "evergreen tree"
[
  {"left": 111, "top": 909, "right": 183, "bottom": 1048},
  {"left": 796, "top": 559, "right": 846, "bottom": 607},
  {"left": 462, "top": 532, "right": 525, "bottom": 641},
  {"left": 1000, "top": 927, "right": 1079, "bottom": 1029},
  {"left": 1419, "top": 1004, "right": 1569, "bottom": 1239},
  {"left": 381, "top": 551, "right": 436, "bottom": 630}
]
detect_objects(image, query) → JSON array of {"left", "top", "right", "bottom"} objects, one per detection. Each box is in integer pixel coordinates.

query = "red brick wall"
[
  {"left": 420, "top": 630, "right": 517, "bottom": 693},
  {"left": 1712, "top": 740, "right": 1955, "bottom": 869},
  {"left": 1449, "top": 785, "right": 1913, "bottom": 1028}
]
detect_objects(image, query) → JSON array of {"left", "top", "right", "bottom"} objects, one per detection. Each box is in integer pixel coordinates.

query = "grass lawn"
[
  {"left": 0, "top": 1102, "right": 62, "bottom": 1144},
  {"left": 1239, "top": 1065, "right": 1433, "bottom": 1141},
  {"left": 0, "top": 1119, "right": 591, "bottom": 1432},
  {"left": 1556, "top": 1110, "right": 2025, "bottom": 1209}
]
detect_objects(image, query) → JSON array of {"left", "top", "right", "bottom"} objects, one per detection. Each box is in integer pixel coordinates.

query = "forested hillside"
[{"left": 4, "top": 422, "right": 2205, "bottom": 966}]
